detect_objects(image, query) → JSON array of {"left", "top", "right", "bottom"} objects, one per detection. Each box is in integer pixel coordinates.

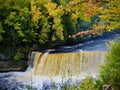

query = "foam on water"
[
  {"left": 0, "top": 51, "right": 105, "bottom": 90},
  {"left": 7, "top": 51, "right": 105, "bottom": 89}
]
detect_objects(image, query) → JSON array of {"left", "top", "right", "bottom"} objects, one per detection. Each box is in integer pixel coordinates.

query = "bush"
[
  {"left": 100, "top": 38, "right": 120, "bottom": 90},
  {"left": 79, "top": 77, "right": 96, "bottom": 90}
]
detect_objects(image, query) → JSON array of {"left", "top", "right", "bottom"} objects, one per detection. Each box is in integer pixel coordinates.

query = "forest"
[{"left": 0, "top": 0, "right": 120, "bottom": 60}]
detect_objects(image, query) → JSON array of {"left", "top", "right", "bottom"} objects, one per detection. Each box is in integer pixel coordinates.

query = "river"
[{"left": 0, "top": 32, "right": 120, "bottom": 90}]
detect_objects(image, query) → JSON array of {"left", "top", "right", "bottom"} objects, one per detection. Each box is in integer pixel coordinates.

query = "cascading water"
[
  {"left": 32, "top": 51, "right": 105, "bottom": 77},
  {"left": 15, "top": 50, "right": 104, "bottom": 90},
  {"left": 81, "top": 51, "right": 105, "bottom": 76},
  {"left": 0, "top": 32, "right": 120, "bottom": 90},
  {"left": 0, "top": 50, "right": 106, "bottom": 90},
  {"left": 33, "top": 51, "right": 50, "bottom": 75},
  {"left": 28, "top": 51, "right": 36, "bottom": 68},
  {"left": 7, "top": 50, "right": 103, "bottom": 90}
]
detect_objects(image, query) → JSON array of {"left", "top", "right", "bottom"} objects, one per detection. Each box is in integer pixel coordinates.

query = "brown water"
[
  {"left": 0, "top": 51, "right": 106, "bottom": 90},
  {"left": 32, "top": 51, "right": 105, "bottom": 77},
  {"left": 1, "top": 32, "right": 120, "bottom": 89}
]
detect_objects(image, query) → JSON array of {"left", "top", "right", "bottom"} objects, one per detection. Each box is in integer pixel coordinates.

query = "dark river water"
[{"left": 48, "top": 32, "right": 120, "bottom": 53}]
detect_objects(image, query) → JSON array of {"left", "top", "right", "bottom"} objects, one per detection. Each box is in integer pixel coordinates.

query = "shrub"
[
  {"left": 100, "top": 38, "right": 120, "bottom": 90},
  {"left": 79, "top": 77, "right": 96, "bottom": 90}
]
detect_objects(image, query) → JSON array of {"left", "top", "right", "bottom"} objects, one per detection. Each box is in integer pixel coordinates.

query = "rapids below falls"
[{"left": 0, "top": 32, "right": 120, "bottom": 90}]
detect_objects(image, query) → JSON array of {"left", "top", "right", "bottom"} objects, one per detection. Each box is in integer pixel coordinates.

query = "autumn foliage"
[{"left": 0, "top": 0, "right": 120, "bottom": 60}]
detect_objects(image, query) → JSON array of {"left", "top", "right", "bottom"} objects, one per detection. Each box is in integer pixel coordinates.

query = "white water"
[
  {"left": 1, "top": 32, "right": 120, "bottom": 90},
  {"left": 0, "top": 51, "right": 105, "bottom": 90},
  {"left": 10, "top": 51, "right": 105, "bottom": 90}
]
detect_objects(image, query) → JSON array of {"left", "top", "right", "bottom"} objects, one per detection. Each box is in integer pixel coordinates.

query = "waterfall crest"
[{"left": 29, "top": 51, "right": 105, "bottom": 77}]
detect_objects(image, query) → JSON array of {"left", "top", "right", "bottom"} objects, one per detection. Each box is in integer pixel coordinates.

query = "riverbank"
[
  {"left": 0, "top": 31, "right": 120, "bottom": 72},
  {"left": 0, "top": 59, "right": 28, "bottom": 72}
]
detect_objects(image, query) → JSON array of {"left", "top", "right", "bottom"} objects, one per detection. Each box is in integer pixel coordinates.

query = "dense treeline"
[{"left": 0, "top": 0, "right": 120, "bottom": 60}]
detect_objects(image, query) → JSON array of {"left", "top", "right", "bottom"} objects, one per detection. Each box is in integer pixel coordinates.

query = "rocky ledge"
[{"left": 0, "top": 59, "right": 28, "bottom": 72}]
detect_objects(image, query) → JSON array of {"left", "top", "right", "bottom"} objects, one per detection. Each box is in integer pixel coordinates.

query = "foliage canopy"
[{"left": 0, "top": 0, "right": 120, "bottom": 60}]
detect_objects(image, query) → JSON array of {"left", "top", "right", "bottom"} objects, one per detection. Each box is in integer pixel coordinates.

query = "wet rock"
[{"left": 0, "top": 60, "right": 28, "bottom": 72}]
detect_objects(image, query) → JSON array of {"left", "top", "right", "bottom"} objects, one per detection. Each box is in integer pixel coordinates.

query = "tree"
[
  {"left": 98, "top": 0, "right": 120, "bottom": 31},
  {"left": 0, "top": 21, "right": 5, "bottom": 41},
  {"left": 1, "top": 0, "right": 119, "bottom": 60},
  {"left": 100, "top": 38, "right": 120, "bottom": 90},
  {"left": 44, "top": 2, "right": 64, "bottom": 43},
  {"left": 0, "top": 0, "right": 33, "bottom": 60}
]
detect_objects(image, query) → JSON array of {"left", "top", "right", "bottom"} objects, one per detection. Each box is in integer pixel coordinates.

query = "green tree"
[
  {"left": 1, "top": 0, "right": 117, "bottom": 60},
  {"left": 53, "top": 0, "right": 70, "bottom": 5},
  {"left": 0, "top": 21, "right": 5, "bottom": 41},
  {"left": 0, "top": 0, "right": 33, "bottom": 60},
  {"left": 100, "top": 38, "right": 120, "bottom": 90},
  {"left": 98, "top": 0, "right": 120, "bottom": 31},
  {"left": 44, "top": 2, "right": 64, "bottom": 44}
]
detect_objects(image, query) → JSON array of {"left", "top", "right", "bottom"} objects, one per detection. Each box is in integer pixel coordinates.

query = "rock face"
[{"left": 0, "top": 60, "right": 28, "bottom": 72}]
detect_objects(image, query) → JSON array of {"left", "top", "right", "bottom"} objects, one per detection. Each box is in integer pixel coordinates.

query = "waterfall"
[
  {"left": 28, "top": 51, "right": 36, "bottom": 68},
  {"left": 25, "top": 50, "right": 106, "bottom": 90},
  {"left": 0, "top": 51, "right": 106, "bottom": 90},
  {"left": 81, "top": 51, "right": 105, "bottom": 76},
  {"left": 33, "top": 51, "right": 50, "bottom": 75},
  {"left": 32, "top": 51, "right": 105, "bottom": 77}
]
